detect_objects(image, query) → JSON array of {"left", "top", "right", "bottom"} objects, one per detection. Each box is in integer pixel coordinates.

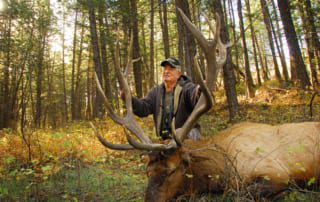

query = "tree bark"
[
  {"left": 228, "top": 0, "right": 241, "bottom": 82},
  {"left": 98, "top": 4, "right": 112, "bottom": 103},
  {"left": 71, "top": 7, "right": 78, "bottom": 120},
  {"left": 87, "top": 0, "right": 104, "bottom": 118},
  {"left": 159, "top": 0, "right": 170, "bottom": 58},
  {"left": 175, "top": 0, "right": 197, "bottom": 78},
  {"left": 245, "top": 0, "right": 261, "bottom": 86},
  {"left": 61, "top": 7, "right": 68, "bottom": 122},
  {"left": 297, "top": 1, "right": 318, "bottom": 86},
  {"left": 35, "top": 25, "right": 47, "bottom": 127},
  {"left": 260, "top": 0, "right": 282, "bottom": 82},
  {"left": 270, "top": 0, "right": 289, "bottom": 82},
  {"left": 238, "top": 0, "right": 255, "bottom": 98},
  {"left": 149, "top": 0, "right": 155, "bottom": 88},
  {"left": 74, "top": 16, "right": 85, "bottom": 120},
  {"left": 130, "top": 0, "right": 143, "bottom": 98},
  {"left": 277, "top": 0, "right": 311, "bottom": 89},
  {"left": 1, "top": 18, "right": 11, "bottom": 129},
  {"left": 304, "top": 0, "right": 320, "bottom": 72},
  {"left": 254, "top": 31, "right": 269, "bottom": 82},
  {"left": 212, "top": 0, "right": 239, "bottom": 120}
]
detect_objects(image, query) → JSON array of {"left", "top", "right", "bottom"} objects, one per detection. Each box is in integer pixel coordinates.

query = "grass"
[{"left": 0, "top": 157, "right": 146, "bottom": 201}]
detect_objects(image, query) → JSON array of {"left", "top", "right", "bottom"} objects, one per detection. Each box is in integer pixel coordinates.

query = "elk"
[{"left": 90, "top": 9, "right": 320, "bottom": 202}]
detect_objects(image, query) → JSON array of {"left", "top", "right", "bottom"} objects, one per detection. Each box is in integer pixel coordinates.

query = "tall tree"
[
  {"left": 98, "top": 3, "right": 112, "bottom": 102},
  {"left": 87, "top": 0, "right": 104, "bottom": 117},
  {"left": 158, "top": 0, "right": 170, "bottom": 58},
  {"left": 260, "top": 0, "right": 282, "bottom": 82},
  {"left": 175, "top": 0, "right": 197, "bottom": 78},
  {"left": 270, "top": 0, "right": 289, "bottom": 82},
  {"left": 297, "top": 1, "right": 319, "bottom": 86},
  {"left": 304, "top": 0, "right": 320, "bottom": 72},
  {"left": 74, "top": 16, "right": 85, "bottom": 120},
  {"left": 212, "top": 0, "right": 239, "bottom": 119},
  {"left": 277, "top": 0, "right": 311, "bottom": 89},
  {"left": 130, "top": 0, "right": 143, "bottom": 98},
  {"left": 71, "top": 6, "right": 78, "bottom": 120},
  {"left": 61, "top": 2, "right": 68, "bottom": 122},
  {"left": 1, "top": 18, "right": 12, "bottom": 129},
  {"left": 245, "top": 0, "right": 261, "bottom": 86},
  {"left": 238, "top": 0, "right": 255, "bottom": 97},
  {"left": 149, "top": 0, "right": 155, "bottom": 88}
]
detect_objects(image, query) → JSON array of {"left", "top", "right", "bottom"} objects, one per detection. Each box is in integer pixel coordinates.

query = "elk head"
[{"left": 90, "top": 9, "right": 230, "bottom": 202}]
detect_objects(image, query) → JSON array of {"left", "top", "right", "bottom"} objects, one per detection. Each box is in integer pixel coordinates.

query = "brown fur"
[{"left": 145, "top": 122, "right": 320, "bottom": 202}]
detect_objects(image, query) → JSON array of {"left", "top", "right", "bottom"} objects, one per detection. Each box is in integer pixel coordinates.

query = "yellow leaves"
[{"left": 307, "top": 177, "right": 316, "bottom": 187}]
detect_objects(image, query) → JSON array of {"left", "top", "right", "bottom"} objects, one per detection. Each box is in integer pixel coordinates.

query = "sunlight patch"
[{"left": 0, "top": 0, "right": 7, "bottom": 12}]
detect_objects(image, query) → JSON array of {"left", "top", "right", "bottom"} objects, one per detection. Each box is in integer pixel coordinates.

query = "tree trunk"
[
  {"left": 1, "top": 18, "right": 11, "bottom": 129},
  {"left": 86, "top": 50, "right": 93, "bottom": 119},
  {"left": 297, "top": 1, "right": 318, "bottom": 86},
  {"left": 212, "top": 0, "right": 239, "bottom": 120},
  {"left": 87, "top": 0, "right": 104, "bottom": 118},
  {"left": 98, "top": 5, "right": 112, "bottom": 102},
  {"left": 277, "top": 0, "right": 311, "bottom": 89},
  {"left": 149, "top": 0, "right": 155, "bottom": 88},
  {"left": 260, "top": 0, "right": 282, "bottom": 82},
  {"left": 159, "top": 0, "right": 170, "bottom": 58},
  {"left": 175, "top": 0, "right": 197, "bottom": 79},
  {"left": 74, "top": 16, "right": 85, "bottom": 120},
  {"left": 254, "top": 31, "right": 269, "bottom": 82},
  {"left": 228, "top": 0, "right": 241, "bottom": 82},
  {"left": 238, "top": 0, "right": 255, "bottom": 98},
  {"left": 35, "top": 29, "right": 47, "bottom": 127},
  {"left": 130, "top": 0, "right": 143, "bottom": 98},
  {"left": 71, "top": 7, "right": 78, "bottom": 121},
  {"left": 245, "top": 0, "right": 261, "bottom": 86},
  {"left": 61, "top": 7, "right": 68, "bottom": 122},
  {"left": 304, "top": 0, "right": 320, "bottom": 73},
  {"left": 270, "top": 0, "right": 289, "bottom": 82}
]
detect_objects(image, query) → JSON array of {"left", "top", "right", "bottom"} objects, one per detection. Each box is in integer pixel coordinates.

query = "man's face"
[{"left": 162, "top": 64, "right": 181, "bottom": 85}]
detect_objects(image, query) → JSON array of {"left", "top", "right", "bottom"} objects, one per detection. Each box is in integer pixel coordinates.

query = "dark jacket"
[{"left": 132, "top": 75, "right": 199, "bottom": 137}]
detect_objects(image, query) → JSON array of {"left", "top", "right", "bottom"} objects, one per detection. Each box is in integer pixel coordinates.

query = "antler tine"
[
  {"left": 125, "top": 130, "right": 177, "bottom": 151},
  {"left": 174, "top": 58, "right": 214, "bottom": 143},
  {"left": 93, "top": 72, "right": 123, "bottom": 124},
  {"left": 177, "top": 8, "right": 209, "bottom": 53},
  {"left": 114, "top": 35, "right": 152, "bottom": 144},
  {"left": 202, "top": 13, "right": 220, "bottom": 47},
  {"left": 91, "top": 33, "right": 152, "bottom": 149},
  {"left": 90, "top": 122, "right": 134, "bottom": 150}
]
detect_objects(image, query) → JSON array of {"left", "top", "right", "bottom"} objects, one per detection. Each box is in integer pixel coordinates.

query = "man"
[{"left": 130, "top": 57, "right": 201, "bottom": 140}]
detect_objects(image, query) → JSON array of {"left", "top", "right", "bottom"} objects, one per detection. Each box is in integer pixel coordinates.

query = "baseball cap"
[{"left": 160, "top": 57, "right": 181, "bottom": 71}]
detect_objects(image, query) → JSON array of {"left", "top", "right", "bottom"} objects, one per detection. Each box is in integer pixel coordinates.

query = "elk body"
[
  {"left": 144, "top": 122, "right": 320, "bottom": 201},
  {"left": 89, "top": 8, "right": 320, "bottom": 202}
]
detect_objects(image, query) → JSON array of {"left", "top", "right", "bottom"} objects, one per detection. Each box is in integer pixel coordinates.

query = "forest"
[{"left": 0, "top": 0, "right": 320, "bottom": 201}]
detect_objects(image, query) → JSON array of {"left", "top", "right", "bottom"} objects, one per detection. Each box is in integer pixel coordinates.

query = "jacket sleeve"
[
  {"left": 184, "top": 82, "right": 201, "bottom": 109},
  {"left": 132, "top": 87, "right": 157, "bottom": 117}
]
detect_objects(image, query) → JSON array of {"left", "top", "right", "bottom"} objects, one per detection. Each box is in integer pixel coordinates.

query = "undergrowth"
[{"left": 0, "top": 86, "right": 320, "bottom": 201}]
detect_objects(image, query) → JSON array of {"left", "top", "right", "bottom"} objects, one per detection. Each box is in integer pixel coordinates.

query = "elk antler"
[
  {"left": 90, "top": 34, "right": 178, "bottom": 151},
  {"left": 174, "top": 8, "right": 230, "bottom": 143}
]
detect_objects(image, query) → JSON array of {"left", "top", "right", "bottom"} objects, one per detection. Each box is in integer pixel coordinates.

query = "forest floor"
[{"left": 1, "top": 84, "right": 320, "bottom": 202}]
